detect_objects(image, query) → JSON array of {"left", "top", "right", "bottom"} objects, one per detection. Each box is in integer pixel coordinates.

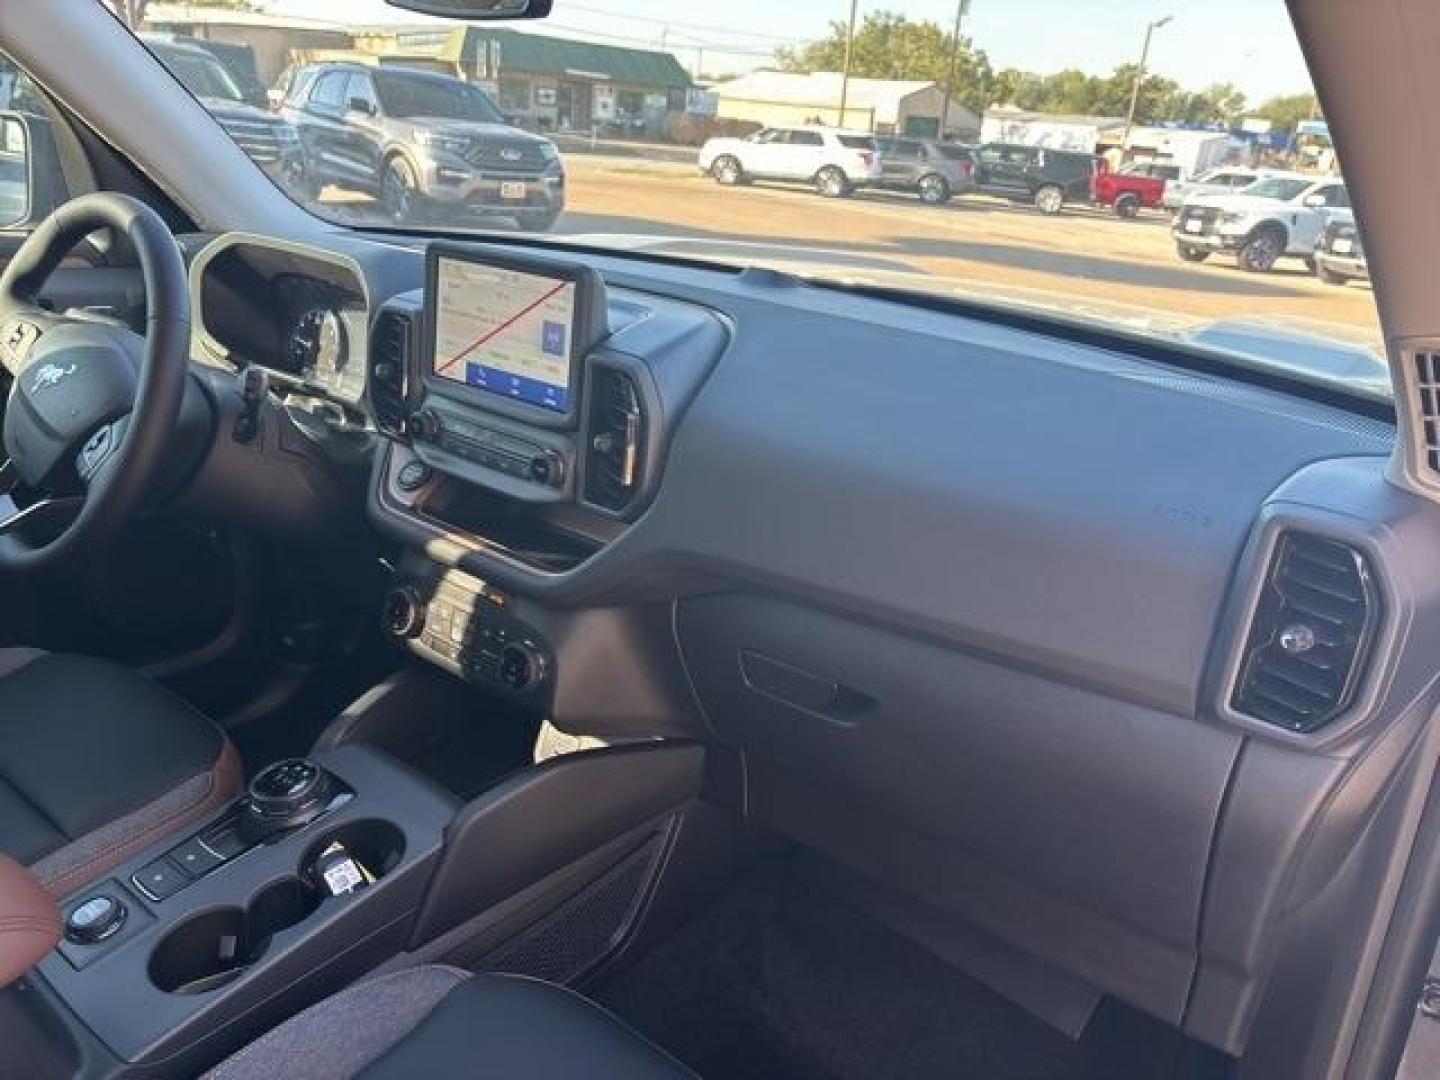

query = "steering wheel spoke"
[{"left": 0, "top": 307, "right": 49, "bottom": 379}]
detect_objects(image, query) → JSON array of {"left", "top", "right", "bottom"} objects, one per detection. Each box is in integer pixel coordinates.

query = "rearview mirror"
[
  {"left": 382, "top": 0, "right": 553, "bottom": 17},
  {"left": 347, "top": 97, "right": 376, "bottom": 117}
]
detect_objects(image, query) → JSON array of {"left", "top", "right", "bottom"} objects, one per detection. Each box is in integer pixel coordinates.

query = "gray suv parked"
[
  {"left": 279, "top": 63, "right": 565, "bottom": 230},
  {"left": 874, "top": 138, "right": 974, "bottom": 204}
]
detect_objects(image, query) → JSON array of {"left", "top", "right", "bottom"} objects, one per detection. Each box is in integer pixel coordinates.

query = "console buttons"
[
  {"left": 133, "top": 859, "right": 189, "bottom": 901},
  {"left": 168, "top": 837, "right": 226, "bottom": 878},
  {"left": 65, "top": 894, "right": 127, "bottom": 944},
  {"left": 202, "top": 822, "right": 248, "bottom": 860}
]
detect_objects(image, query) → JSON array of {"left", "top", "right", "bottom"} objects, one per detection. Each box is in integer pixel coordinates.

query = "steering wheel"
[{"left": 0, "top": 193, "right": 189, "bottom": 571}]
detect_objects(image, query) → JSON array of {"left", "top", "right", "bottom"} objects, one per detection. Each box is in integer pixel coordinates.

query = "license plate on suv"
[
  {"left": 1184, "top": 218, "right": 1204, "bottom": 234},
  {"left": 500, "top": 182, "right": 527, "bottom": 200},
  {"left": 1332, "top": 237, "right": 1354, "bottom": 254}
]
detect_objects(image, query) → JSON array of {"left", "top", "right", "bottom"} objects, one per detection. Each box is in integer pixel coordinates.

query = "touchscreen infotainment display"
[{"left": 431, "top": 256, "right": 577, "bottom": 414}]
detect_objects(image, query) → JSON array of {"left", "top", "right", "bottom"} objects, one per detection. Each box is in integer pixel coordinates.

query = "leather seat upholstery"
[
  {"left": 207, "top": 967, "right": 696, "bottom": 1079},
  {"left": 0, "top": 649, "right": 242, "bottom": 897}
]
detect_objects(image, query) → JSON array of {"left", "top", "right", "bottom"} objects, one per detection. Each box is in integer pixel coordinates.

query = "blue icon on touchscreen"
[{"left": 541, "top": 321, "right": 566, "bottom": 357}]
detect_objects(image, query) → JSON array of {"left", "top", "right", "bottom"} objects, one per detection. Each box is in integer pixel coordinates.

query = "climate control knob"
[
  {"left": 499, "top": 642, "right": 547, "bottom": 692},
  {"left": 383, "top": 586, "right": 425, "bottom": 640}
]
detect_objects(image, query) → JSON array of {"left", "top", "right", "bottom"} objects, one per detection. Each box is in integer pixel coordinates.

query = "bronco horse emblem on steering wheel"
[{"left": 28, "top": 363, "right": 77, "bottom": 393}]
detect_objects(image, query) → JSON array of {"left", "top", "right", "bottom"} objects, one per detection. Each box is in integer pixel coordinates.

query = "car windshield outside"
[
  {"left": 156, "top": 46, "right": 246, "bottom": 103},
  {"left": 1240, "top": 176, "right": 1311, "bottom": 201},
  {"left": 376, "top": 71, "right": 507, "bottom": 123},
  {"left": 96, "top": 0, "right": 1382, "bottom": 399}
]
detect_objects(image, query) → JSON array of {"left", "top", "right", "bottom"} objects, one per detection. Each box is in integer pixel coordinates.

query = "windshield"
[
  {"left": 1239, "top": 176, "right": 1311, "bottom": 201},
  {"left": 116, "top": 0, "right": 1383, "bottom": 400},
  {"left": 375, "top": 72, "right": 506, "bottom": 123}
]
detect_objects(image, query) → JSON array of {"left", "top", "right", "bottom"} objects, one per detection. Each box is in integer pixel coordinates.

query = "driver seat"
[{"left": 0, "top": 648, "right": 242, "bottom": 898}]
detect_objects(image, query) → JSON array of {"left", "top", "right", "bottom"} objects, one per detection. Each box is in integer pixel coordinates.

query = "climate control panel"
[{"left": 383, "top": 572, "right": 550, "bottom": 696}]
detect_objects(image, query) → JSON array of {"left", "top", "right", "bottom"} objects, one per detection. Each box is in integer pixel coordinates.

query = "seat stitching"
[{"left": 32, "top": 745, "right": 237, "bottom": 896}]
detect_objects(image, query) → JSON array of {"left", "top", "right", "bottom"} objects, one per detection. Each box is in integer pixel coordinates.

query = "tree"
[
  {"left": 1252, "top": 92, "right": 1320, "bottom": 134},
  {"left": 775, "top": 12, "right": 996, "bottom": 114}
]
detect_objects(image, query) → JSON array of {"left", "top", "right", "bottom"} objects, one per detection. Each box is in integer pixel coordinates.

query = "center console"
[
  {"left": 28, "top": 745, "right": 456, "bottom": 1075},
  {"left": 366, "top": 242, "right": 727, "bottom": 696}
]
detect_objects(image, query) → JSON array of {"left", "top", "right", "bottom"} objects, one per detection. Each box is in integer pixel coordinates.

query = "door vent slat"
[{"left": 1231, "top": 532, "right": 1380, "bottom": 733}]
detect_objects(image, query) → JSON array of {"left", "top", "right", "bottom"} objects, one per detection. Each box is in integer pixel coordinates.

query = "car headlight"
[
  {"left": 415, "top": 131, "right": 470, "bottom": 157},
  {"left": 539, "top": 141, "right": 559, "bottom": 162}
]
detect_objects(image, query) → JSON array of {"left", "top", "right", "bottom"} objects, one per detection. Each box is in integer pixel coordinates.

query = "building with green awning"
[{"left": 368, "top": 26, "right": 693, "bottom": 134}]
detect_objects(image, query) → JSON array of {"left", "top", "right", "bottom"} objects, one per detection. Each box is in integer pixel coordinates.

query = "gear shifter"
[{"left": 238, "top": 758, "right": 334, "bottom": 843}]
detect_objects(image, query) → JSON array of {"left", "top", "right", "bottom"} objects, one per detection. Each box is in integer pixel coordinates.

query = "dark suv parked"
[
  {"left": 971, "top": 142, "right": 1098, "bottom": 213},
  {"left": 279, "top": 63, "right": 565, "bottom": 230},
  {"left": 146, "top": 39, "right": 311, "bottom": 198},
  {"left": 874, "top": 138, "right": 975, "bottom": 204}
]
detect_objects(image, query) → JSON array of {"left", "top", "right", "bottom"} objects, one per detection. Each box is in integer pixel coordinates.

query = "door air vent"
[
  {"left": 369, "top": 309, "right": 412, "bottom": 439},
  {"left": 1231, "top": 532, "right": 1381, "bottom": 734},
  {"left": 583, "top": 367, "right": 645, "bottom": 513},
  {"left": 1414, "top": 351, "right": 1440, "bottom": 473}
]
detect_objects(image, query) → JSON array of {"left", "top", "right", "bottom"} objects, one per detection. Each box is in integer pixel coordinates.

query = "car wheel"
[
  {"left": 1237, "top": 227, "right": 1284, "bottom": 272},
  {"left": 711, "top": 155, "right": 743, "bottom": 186},
  {"left": 1114, "top": 193, "right": 1141, "bottom": 219},
  {"left": 1302, "top": 255, "right": 1318, "bottom": 274},
  {"left": 1177, "top": 245, "right": 1210, "bottom": 263},
  {"left": 816, "top": 166, "right": 851, "bottom": 198},
  {"left": 1034, "top": 184, "right": 1064, "bottom": 214},
  {"left": 381, "top": 156, "right": 422, "bottom": 225},
  {"left": 1317, "top": 263, "right": 1348, "bottom": 285},
  {"left": 917, "top": 174, "right": 951, "bottom": 205}
]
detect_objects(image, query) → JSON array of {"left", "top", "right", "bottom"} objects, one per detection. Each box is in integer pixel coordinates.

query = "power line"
[
  {"left": 541, "top": 22, "right": 781, "bottom": 58},
  {"left": 556, "top": 1, "right": 814, "bottom": 46}
]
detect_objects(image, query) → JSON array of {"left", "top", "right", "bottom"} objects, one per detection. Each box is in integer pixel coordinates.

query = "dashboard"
[{"left": 180, "top": 228, "right": 1440, "bottom": 1070}]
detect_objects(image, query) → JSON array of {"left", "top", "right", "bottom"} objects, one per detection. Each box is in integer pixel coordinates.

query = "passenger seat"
[{"left": 206, "top": 966, "right": 695, "bottom": 1079}]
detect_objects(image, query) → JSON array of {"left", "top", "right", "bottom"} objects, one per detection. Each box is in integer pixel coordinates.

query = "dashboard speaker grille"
[
  {"left": 584, "top": 368, "right": 645, "bottom": 513},
  {"left": 370, "top": 309, "right": 411, "bottom": 438},
  {"left": 1231, "top": 532, "right": 1380, "bottom": 733}
]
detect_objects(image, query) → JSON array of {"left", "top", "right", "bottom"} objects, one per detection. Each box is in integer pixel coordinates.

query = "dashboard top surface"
[{"left": 189, "top": 229, "right": 1395, "bottom": 715}]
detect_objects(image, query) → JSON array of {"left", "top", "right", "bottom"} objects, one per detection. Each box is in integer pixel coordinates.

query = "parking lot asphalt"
[
  {"left": 311, "top": 153, "right": 1381, "bottom": 352},
  {"left": 550, "top": 157, "right": 1383, "bottom": 350}
]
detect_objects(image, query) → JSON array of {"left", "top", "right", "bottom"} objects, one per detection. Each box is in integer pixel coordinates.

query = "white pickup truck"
[
  {"left": 698, "top": 126, "right": 883, "bottom": 199},
  {"left": 1171, "top": 173, "right": 1351, "bottom": 272}
]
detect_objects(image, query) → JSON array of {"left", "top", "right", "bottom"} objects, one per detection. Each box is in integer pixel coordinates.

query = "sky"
[{"left": 267, "top": 0, "right": 1315, "bottom": 106}]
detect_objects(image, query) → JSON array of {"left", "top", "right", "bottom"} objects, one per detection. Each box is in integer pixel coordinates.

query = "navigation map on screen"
[{"left": 432, "top": 257, "right": 577, "bottom": 413}]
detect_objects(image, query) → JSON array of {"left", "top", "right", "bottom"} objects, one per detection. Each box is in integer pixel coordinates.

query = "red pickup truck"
[{"left": 1092, "top": 162, "right": 1168, "bottom": 218}]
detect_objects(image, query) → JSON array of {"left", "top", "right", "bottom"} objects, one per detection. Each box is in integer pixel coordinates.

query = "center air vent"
[
  {"left": 1231, "top": 532, "right": 1380, "bottom": 733},
  {"left": 583, "top": 367, "right": 645, "bottom": 514},
  {"left": 369, "top": 309, "right": 412, "bottom": 439}
]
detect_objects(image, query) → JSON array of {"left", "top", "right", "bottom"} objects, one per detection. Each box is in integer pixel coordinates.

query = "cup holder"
[
  {"left": 301, "top": 820, "right": 406, "bottom": 887},
  {"left": 149, "top": 879, "right": 320, "bottom": 995}
]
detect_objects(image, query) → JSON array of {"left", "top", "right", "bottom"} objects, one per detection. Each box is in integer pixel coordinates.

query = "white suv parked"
[
  {"left": 1171, "top": 173, "right": 1351, "bottom": 272},
  {"left": 699, "top": 126, "right": 883, "bottom": 198}
]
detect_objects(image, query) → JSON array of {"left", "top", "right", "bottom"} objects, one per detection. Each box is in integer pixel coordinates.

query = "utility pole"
[
  {"left": 838, "top": 0, "right": 860, "bottom": 127},
  {"left": 939, "top": 0, "right": 970, "bottom": 142},
  {"left": 1121, "top": 15, "right": 1172, "bottom": 150}
]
